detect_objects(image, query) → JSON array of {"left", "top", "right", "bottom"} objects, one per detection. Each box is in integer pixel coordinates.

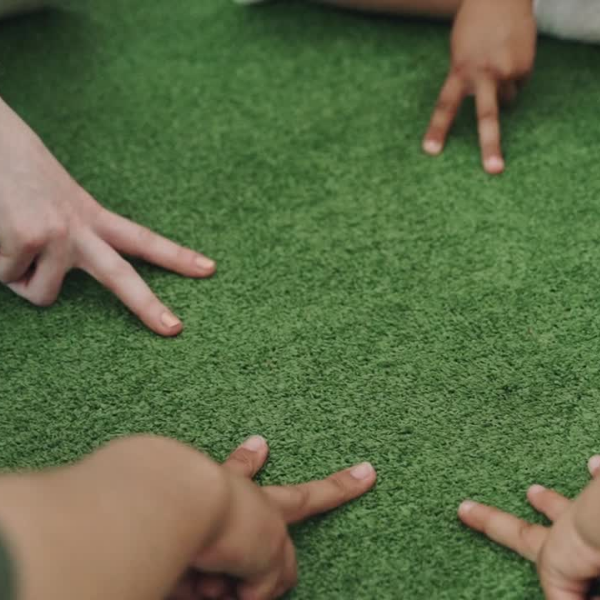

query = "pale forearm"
[{"left": 0, "top": 436, "right": 229, "bottom": 600}]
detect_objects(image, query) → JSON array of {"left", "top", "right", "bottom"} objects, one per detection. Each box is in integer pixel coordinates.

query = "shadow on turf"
[{"left": 0, "top": 6, "right": 92, "bottom": 83}]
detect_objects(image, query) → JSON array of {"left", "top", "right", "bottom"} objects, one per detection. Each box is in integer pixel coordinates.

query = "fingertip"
[
  {"left": 588, "top": 455, "right": 600, "bottom": 477},
  {"left": 159, "top": 310, "right": 183, "bottom": 336},
  {"left": 484, "top": 156, "right": 505, "bottom": 175},
  {"left": 423, "top": 138, "right": 443, "bottom": 156},
  {"left": 527, "top": 484, "right": 546, "bottom": 498},
  {"left": 241, "top": 435, "right": 268, "bottom": 452},
  {"left": 195, "top": 255, "right": 216, "bottom": 278},
  {"left": 458, "top": 500, "right": 477, "bottom": 519},
  {"left": 350, "top": 462, "right": 376, "bottom": 482},
  {"left": 161, "top": 325, "right": 184, "bottom": 338}
]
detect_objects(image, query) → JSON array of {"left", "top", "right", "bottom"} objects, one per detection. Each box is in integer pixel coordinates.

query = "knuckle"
[
  {"left": 17, "top": 231, "right": 45, "bottom": 254},
  {"left": 84, "top": 197, "right": 104, "bottom": 221},
  {"left": 231, "top": 449, "right": 255, "bottom": 472},
  {"left": 47, "top": 221, "right": 69, "bottom": 243},
  {"left": 136, "top": 225, "right": 156, "bottom": 248},
  {"left": 107, "top": 259, "right": 136, "bottom": 283},
  {"left": 328, "top": 473, "right": 351, "bottom": 498},
  {"left": 451, "top": 62, "right": 469, "bottom": 80},
  {"left": 478, "top": 108, "right": 499, "bottom": 123},
  {"left": 517, "top": 522, "right": 535, "bottom": 547},
  {"left": 492, "top": 60, "right": 512, "bottom": 80},
  {"left": 293, "top": 485, "right": 311, "bottom": 515},
  {"left": 478, "top": 63, "right": 502, "bottom": 81}
]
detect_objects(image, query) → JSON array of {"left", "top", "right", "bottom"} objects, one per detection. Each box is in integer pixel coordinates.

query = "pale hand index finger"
[
  {"left": 264, "top": 462, "right": 376, "bottom": 525},
  {"left": 475, "top": 78, "right": 504, "bottom": 174},
  {"left": 458, "top": 500, "right": 546, "bottom": 562},
  {"left": 423, "top": 72, "right": 466, "bottom": 156}
]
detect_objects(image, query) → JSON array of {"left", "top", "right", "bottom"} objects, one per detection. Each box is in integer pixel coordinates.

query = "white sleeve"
[{"left": 535, "top": 0, "right": 600, "bottom": 43}]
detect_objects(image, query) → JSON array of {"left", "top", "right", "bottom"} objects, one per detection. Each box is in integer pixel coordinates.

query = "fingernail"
[
  {"left": 459, "top": 500, "right": 477, "bottom": 515},
  {"left": 241, "top": 435, "right": 266, "bottom": 451},
  {"left": 589, "top": 455, "right": 600, "bottom": 475},
  {"left": 160, "top": 311, "right": 181, "bottom": 328},
  {"left": 350, "top": 462, "right": 375, "bottom": 480},
  {"left": 528, "top": 484, "right": 546, "bottom": 495},
  {"left": 485, "top": 156, "right": 504, "bottom": 173},
  {"left": 196, "top": 256, "right": 215, "bottom": 271},
  {"left": 423, "top": 140, "right": 442, "bottom": 155}
]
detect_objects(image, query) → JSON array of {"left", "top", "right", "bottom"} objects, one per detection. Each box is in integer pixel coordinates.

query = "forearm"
[
  {"left": 0, "top": 436, "right": 229, "bottom": 600},
  {"left": 312, "top": 0, "right": 462, "bottom": 19}
]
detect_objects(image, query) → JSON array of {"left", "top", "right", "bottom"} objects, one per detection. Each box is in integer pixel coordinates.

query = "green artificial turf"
[{"left": 1, "top": 1, "right": 600, "bottom": 597}]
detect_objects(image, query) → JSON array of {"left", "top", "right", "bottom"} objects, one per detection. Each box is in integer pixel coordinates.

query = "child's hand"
[
  {"left": 459, "top": 457, "right": 600, "bottom": 599},
  {"left": 423, "top": 0, "right": 537, "bottom": 174},
  {"left": 0, "top": 97, "right": 215, "bottom": 336},
  {"left": 172, "top": 436, "right": 377, "bottom": 600}
]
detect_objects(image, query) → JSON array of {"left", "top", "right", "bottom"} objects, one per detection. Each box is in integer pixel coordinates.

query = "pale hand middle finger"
[
  {"left": 95, "top": 209, "right": 216, "bottom": 278},
  {"left": 76, "top": 231, "right": 183, "bottom": 336}
]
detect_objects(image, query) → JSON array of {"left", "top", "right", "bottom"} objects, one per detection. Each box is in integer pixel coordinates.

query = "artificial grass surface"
[{"left": 1, "top": 1, "right": 600, "bottom": 597}]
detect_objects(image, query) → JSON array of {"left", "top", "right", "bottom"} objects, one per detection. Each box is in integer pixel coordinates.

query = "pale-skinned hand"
[{"left": 0, "top": 97, "right": 215, "bottom": 336}]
